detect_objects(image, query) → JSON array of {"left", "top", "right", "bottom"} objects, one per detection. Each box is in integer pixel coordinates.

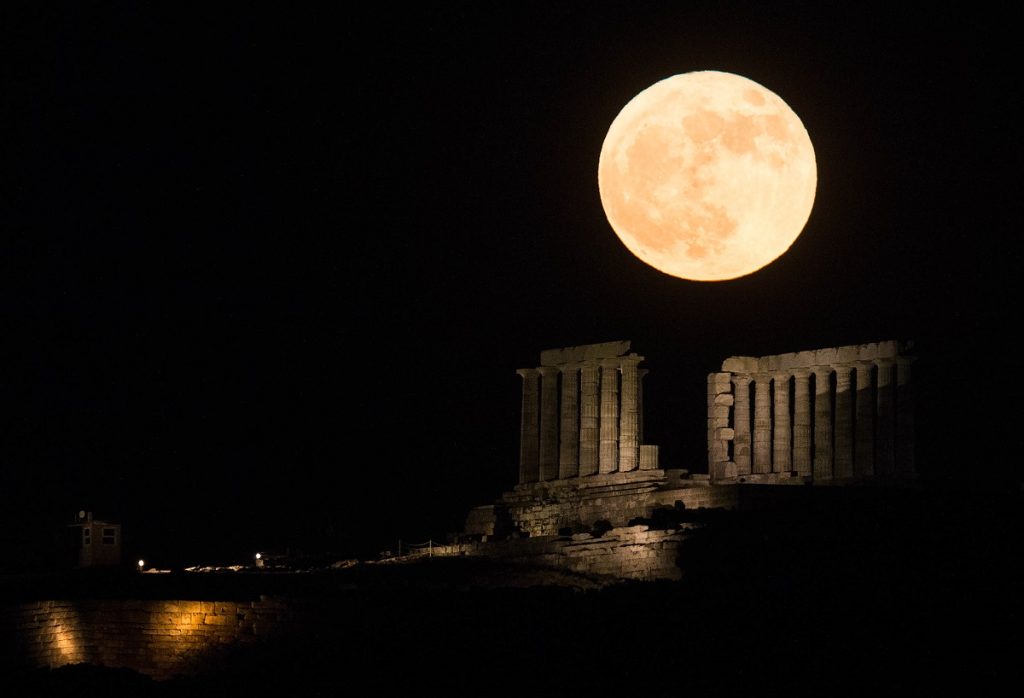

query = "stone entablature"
[
  {"left": 709, "top": 340, "right": 915, "bottom": 484},
  {"left": 517, "top": 341, "right": 659, "bottom": 484},
  {"left": 720, "top": 340, "right": 905, "bottom": 373}
]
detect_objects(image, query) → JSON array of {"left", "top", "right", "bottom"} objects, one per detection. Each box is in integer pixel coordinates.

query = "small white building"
[{"left": 69, "top": 510, "right": 122, "bottom": 568}]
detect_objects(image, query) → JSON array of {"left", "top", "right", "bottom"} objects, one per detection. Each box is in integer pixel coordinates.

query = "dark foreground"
[{"left": 4, "top": 483, "right": 1022, "bottom": 696}]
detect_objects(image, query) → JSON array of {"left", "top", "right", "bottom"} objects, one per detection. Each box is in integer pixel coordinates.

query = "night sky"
[{"left": 3, "top": 4, "right": 1018, "bottom": 568}]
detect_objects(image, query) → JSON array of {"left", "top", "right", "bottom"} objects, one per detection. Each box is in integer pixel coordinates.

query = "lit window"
[{"left": 102, "top": 528, "right": 116, "bottom": 545}]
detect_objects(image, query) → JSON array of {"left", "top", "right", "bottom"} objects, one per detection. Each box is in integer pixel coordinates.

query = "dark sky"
[{"left": 3, "top": 4, "right": 1018, "bottom": 566}]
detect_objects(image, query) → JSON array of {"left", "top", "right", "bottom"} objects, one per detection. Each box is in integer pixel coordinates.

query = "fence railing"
[{"left": 395, "top": 539, "right": 443, "bottom": 557}]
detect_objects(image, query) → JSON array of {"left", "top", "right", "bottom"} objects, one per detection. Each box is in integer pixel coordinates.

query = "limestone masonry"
[
  {"left": 709, "top": 340, "right": 914, "bottom": 484},
  {"left": 3, "top": 598, "right": 295, "bottom": 680}
]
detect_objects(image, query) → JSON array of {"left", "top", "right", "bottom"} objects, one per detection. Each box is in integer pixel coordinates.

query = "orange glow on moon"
[{"left": 598, "top": 71, "right": 816, "bottom": 281}]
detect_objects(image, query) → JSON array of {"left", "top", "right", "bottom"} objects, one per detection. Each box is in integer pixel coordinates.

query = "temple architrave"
[{"left": 462, "top": 339, "right": 916, "bottom": 547}]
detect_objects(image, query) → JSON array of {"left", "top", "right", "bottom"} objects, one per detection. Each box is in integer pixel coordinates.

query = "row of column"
[
  {"left": 717, "top": 358, "right": 914, "bottom": 481},
  {"left": 518, "top": 357, "right": 656, "bottom": 484}
]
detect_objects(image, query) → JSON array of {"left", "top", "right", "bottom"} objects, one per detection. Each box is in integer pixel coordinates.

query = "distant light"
[
  {"left": 137, "top": 559, "right": 145, "bottom": 568},
  {"left": 255, "top": 552, "right": 262, "bottom": 560}
]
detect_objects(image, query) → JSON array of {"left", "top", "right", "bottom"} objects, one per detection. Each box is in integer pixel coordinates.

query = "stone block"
[
  {"left": 203, "top": 614, "right": 233, "bottom": 626},
  {"left": 714, "top": 394, "right": 734, "bottom": 406},
  {"left": 835, "top": 345, "right": 859, "bottom": 362},
  {"left": 877, "top": 340, "right": 899, "bottom": 358},
  {"left": 793, "top": 351, "right": 815, "bottom": 367},
  {"left": 711, "top": 461, "right": 737, "bottom": 481},
  {"left": 814, "top": 347, "right": 837, "bottom": 366},
  {"left": 857, "top": 343, "right": 879, "bottom": 361},
  {"left": 721, "top": 356, "right": 758, "bottom": 372},
  {"left": 540, "top": 340, "right": 630, "bottom": 366},
  {"left": 715, "top": 427, "right": 735, "bottom": 441},
  {"left": 710, "top": 372, "right": 732, "bottom": 393}
]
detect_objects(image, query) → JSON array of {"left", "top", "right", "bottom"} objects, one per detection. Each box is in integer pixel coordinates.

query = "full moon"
[{"left": 598, "top": 71, "right": 816, "bottom": 281}]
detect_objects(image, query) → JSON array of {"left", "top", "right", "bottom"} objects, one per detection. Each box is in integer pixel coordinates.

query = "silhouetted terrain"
[{"left": 4, "top": 481, "right": 1021, "bottom": 696}]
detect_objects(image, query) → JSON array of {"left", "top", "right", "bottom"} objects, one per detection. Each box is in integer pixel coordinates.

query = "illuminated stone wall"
[
  {"left": 465, "top": 473, "right": 738, "bottom": 539},
  {"left": 503, "top": 470, "right": 667, "bottom": 537},
  {"left": 1, "top": 597, "right": 293, "bottom": 680},
  {"left": 436, "top": 524, "right": 690, "bottom": 581}
]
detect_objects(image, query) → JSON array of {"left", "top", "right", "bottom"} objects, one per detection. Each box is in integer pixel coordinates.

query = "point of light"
[
  {"left": 137, "top": 559, "right": 145, "bottom": 568},
  {"left": 255, "top": 552, "right": 262, "bottom": 560}
]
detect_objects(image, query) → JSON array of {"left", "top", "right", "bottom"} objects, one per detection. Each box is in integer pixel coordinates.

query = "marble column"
[
  {"left": 538, "top": 366, "right": 559, "bottom": 481},
  {"left": 639, "top": 444, "right": 659, "bottom": 470},
  {"left": 599, "top": 359, "right": 620, "bottom": 474},
  {"left": 773, "top": 373, "right": 792, "bottom": 473},
  {"left": 578, "top": 362, "right": 600, "bottom": 476},
  {"left": 753, "top": 375, "right": 772, "bottom": 474},
  {"left": 558, "top": 364, "right": 580, "bottom": 480},
  {"left": 733, "top": 375, "right": 752, "bottom": 476},
  {"left": 618, "top": 357, "right": 640, "bottom": 472},
  {"left": 813, "top": 368, "right": 833, "bottom": 481},
  {"left": 834, "top": 366, "right": 854, "bottom": 479},
  {"left": 875, "top": 359, "right": 895, "bottom": 477},
  {"left": 638, "top": 368, "right": 648, "bottom": 444},
  {"left": 792, "top": 370, "right": 812, "bottom": 476},
  {"left": 895, "top": 357, "right": 915, "bottom": 477},
  {"left": 516, "top": 368, "right": 540, "bottom": 484},
  {"left": 708, "top": 373, "right": 732, "bottom": 475},
  {"left": 854, "top": 362, "right": 875, "bottom": 477}
]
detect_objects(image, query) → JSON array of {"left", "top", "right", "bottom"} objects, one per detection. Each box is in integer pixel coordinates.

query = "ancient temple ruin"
[
  {"left": 515, "top": 340, "right": 659, "bottom": 484},
  {"left": 707, "top": 340, "right": 916, "bottom": 484},
  {"left": 458, "top": 339, "right": 916, "bottom": 579}
]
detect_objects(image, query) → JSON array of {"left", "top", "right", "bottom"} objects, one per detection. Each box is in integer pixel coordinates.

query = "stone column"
[
  {"left": 773, "top": 373, "right": 792, "bottom": 473},
  {"left": 854, "top": 362, "right": 875, "bottom": 477},
  {"left": 834, "top": 366, "right": 854, "bottom": 479},
  {"left": 578, "top": 363, "right": 599, "bottom": 476},
  {"left": 598, "top": 359, "right": 620, "bottom": 474},
  {"left": 752, "top": 374, "right": 772, "bottom": 474},
  {"left": 538, "top": 366, "right": 560, "bottom": 481},
  {"left": 639, "top": 444, "right": 659, "bottom": 470},
  {"left": 558, "top": 364, "right": 580, "bottom": 480},
  {"left": 618, "top": 357, "right": 640, "bottom": 472},
  {"left": 638, "top": 368, "right": 648, "bottom": 444},
  {"left": 813, "top": 368, "right": 833, "bottom": 481},
  {"left": 895, "top": 357, "right": 915, "bottom": 477},
  {"left": 732, "top": 375, "right": 752, "bottom": 476},
  {"left": 874, "top": 360, "right": 895, "bottom": 477},
  {"left": 792, "top": 370, "right": 812, "bottom": 476},
  {"left": 516, "top": 368, "right": 540, "bottom": 484},
  {"left": 708, "top": 372, "right": 734, "bottom": 479}
]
